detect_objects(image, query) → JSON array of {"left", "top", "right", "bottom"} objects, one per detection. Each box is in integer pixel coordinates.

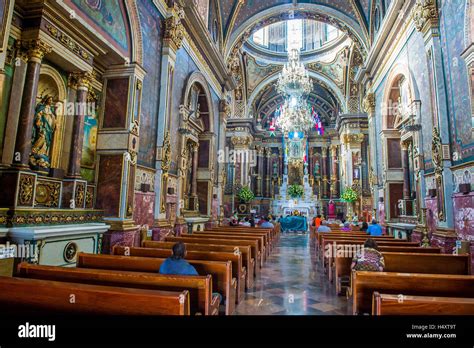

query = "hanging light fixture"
[
  {"left": 275, "top": 48, "right": 315, "bottom": 134},
  {"left": 276, "top": 49, "right": 312, "bottom": 98}
]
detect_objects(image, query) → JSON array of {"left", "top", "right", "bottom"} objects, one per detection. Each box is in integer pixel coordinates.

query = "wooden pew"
[
  {"left": 352, "top": 271, "right": 474, "bottom": 314},
  {"left": 207, "top": 228, "right": 273, "bottom": 252},
  {"left": 166, "top": 236, "right": 262, "bottom": 272},
  {"left": 212, "top": 226, "right": 276, "bottom": 245},
  {"left": 0, "top": 276, "right": 190, "bottom": 315},
  {"left": 372, "top": 292, "right": 474, "bottom": 315},
  {"left": 188, "top": 232, "right": 267, "bottom": 261},
  {"left": 113, "top": 246, "right": 247, "bottom": 304},
  {"left": 17, "top": 263, "right": 218, "bottom": 315},
  {"left": 321, "top": 237, "right": 419, "bottom": 270},
  {"left": 334, "top": 250, "right": 467, "bottom": 295},
  {"left": 77, "top": 253, "right": 237, "bottom": 315},
  {"left": 142, "top": 240, "right": 255, "bottom": 289}
]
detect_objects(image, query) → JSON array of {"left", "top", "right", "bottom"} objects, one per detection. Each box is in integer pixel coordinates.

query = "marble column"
[
  {"left": 67, "top": 72, "right": 93, "bottom": 178},
  {"left": 13, "top": 40, "right": 52, "bottom": 169},
  {"left": 1, "top": 42, "right": 28, "bottom": 166},
  {"left": 256, "top": 146, "right": 263, "bottom": 197},
  {"left": 414, "top": 0, "right": 453, "bottom": 226},
  {"left": 401, "top": 141, "right": 411, "bottom": 200},
  {"left": 190, "top": 143, "right": 199, "bottom": 210},
  {"left": 265, "top": 148, "right": 271, "bottom": 198},
  {"left": 330, "top": 145, "right": 339, "bottom": 198},
  {"left": 321, "top": 146, "right": 329, "bottom": 199}
]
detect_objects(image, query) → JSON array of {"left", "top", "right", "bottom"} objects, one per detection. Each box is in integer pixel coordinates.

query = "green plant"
[
  {"left": 288, "top": 184, "right": 304, "bottom": 198},
  {"left": 238, "top": 186, "right": 255, "bottom": 203},
  {"left": 341, "top": 187, "right": 359, "bottom": 202}
]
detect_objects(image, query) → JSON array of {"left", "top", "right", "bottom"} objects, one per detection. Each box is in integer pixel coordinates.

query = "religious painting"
[
  {"left": 67, "top": 0, "right": 130, "bottom": 56},
  {"left": 81, "top": 110, "right": 98, "bottom": 169},
  {"left": 245, "top": 55, "right": 281, "bottom": 93}
]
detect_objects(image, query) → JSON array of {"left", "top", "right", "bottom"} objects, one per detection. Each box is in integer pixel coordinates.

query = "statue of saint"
[{"left": 30, "top": 96, "right": 57, "bottom": 170}]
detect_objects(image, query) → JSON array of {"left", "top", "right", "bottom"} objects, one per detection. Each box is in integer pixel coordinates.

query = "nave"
[{"left": 235, "top": 234, "right": 350, "bottom": 315}]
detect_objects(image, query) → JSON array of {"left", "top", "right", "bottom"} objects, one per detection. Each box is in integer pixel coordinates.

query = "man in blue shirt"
[
  {"left": 367, "top": 219, "right": 383, "bottom": 236},
  {"left": 159, "top": 242, "right": 198, "bottom": 275},
  {"left": 260, "top": 217, "right": 274, "bottom": 229}
]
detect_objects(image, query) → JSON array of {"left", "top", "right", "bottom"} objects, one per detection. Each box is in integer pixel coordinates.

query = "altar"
[{"left": 279, "top": 216, "right": 308, "bottom": 233}]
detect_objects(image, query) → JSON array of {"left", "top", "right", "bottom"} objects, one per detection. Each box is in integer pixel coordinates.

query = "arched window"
[{"left": 374, "top": 7, "right": 381, "bottom": 33}]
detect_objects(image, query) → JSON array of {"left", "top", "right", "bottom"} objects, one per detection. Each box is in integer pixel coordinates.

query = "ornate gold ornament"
[
  {"left": 75, "top": 183, "right": 85, "bottom": 208},
  {"left": 231, "top": 135, "right": 252, "bottom": 147},
  {"left": 362, "top": 93, "right": 376, "bottom": 115},
  {"left": 342, "top": 133, "right": 365, "bottom": 145},
  {"left": 413, "top": 0, "right": 439, "bottom": 33},
  {"left": 162, "top": 131, "right": 172, "bottom": 173},
  {"left": 23, "top": 39, "right": 52, "bottom": 61},
  {"left": 46, "top": 24, "right": 90, "bottom": 61},
  {"left": 164, "top": 4, "right": 185, "bottom": 50},
  {"left": 431, "top": 127, "right": 445, "bottom": 220},
  {"left": 18, "top": 175, "right": 35, "bottom": 206},
  {"left": 63, "top": 242, "right": 79, "bottom": 263},
  {"left": 69, "top": 71, "right": 94, "bottom": 90},
  {"left": 34, "top": 181, "right": 61, "bottom": 208}
]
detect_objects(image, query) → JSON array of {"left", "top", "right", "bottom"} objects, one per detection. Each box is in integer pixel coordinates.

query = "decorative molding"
[
  {"left": 164, "top": 3, "right": 185, "bottom": 51},
  {"left": 45, "top": 23, "right": 92, "bottom": 63},
  {"left": 412, "top": 0, "right": 439, "bottom": 34}
]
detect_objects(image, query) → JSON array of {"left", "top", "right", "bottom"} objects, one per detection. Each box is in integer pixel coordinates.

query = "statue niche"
[{"left": 30, "top": 95, "right": 57, "bottom": 171}]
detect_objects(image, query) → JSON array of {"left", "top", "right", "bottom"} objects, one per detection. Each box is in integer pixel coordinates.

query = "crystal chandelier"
[
  {"left": 275, "top": 97, "right": 315, "bottom": 133},
  {"left": 276, "top": 49, "right": 312, "bottom": 97},
  {"left": 274, "top": 48, "right": 315, "bottom": 133}
]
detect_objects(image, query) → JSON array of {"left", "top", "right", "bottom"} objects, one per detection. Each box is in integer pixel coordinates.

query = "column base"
[
  {"left": 430, "top": 227, "right": 457, "bottom": 254},
  {"left": 174, "top": 216, "right": 187, "bottom": 236},
  {"left": 101, "top": 220, "right": 140, "bottom": 254},
  {"left": 152, "top": 218, "right": 174, "bottom": 241}
]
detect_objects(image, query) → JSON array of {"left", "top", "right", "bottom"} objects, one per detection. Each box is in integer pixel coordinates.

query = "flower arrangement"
[
  {"left": 238, "top": 186, "right": 255, "bottom": 203},
  {"left": 288, "top": 184, "right": 304, "bottom": 198},
  {"left": 341, "top": 187, "right": 359, "bottom": 202}
]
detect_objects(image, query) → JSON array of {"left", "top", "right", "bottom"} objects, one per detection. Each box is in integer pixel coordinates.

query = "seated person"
[
  {"left": 341, "top": 221, "right": 352, "bottom": 231},
  {"left": 351, "top": 239, "right": 385, "bottom": 272},
  {"left": 313, "top": 214, "right": 322, "bottom": 228},
  {"left": 159, "top": 242, "right": 198, "bottom": 276},
  {"left": 249, "top": 218, "right": 256, "bottom": 227},
  {"left": 241, "top": 217, "right": 251, "bottom": 227},
  {"left": 367, "top": 219, "right": 383, "bottom": 236},
  {"left": 360, "top": 222, "right": 369, "bottom": 233},
  {"left": 316, "top": 220, "right": 331, "bottom": 233},
  {"left": 159, "top": 242, "right": 223, "bottom": 304},
  {"left": 260, "top": 217, "right": 274, "bottom": 228}
]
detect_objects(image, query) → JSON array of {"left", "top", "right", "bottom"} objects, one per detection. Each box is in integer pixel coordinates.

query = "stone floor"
[{"left": 234, "top": 232, "right": 351, "bottom": 315}]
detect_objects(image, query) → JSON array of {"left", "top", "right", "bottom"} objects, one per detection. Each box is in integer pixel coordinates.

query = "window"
[
  {"left": 374, "top": 7, "right": 381, "bottom": 32},
  {"left": 250, "top": 20, "right": 339, "bottom": 53},
  {"left": 253, "top": 27, "right": 269, "bottom": 47},
  {"left": 287, "top": 19, "right": 303, "bottom": 51}
]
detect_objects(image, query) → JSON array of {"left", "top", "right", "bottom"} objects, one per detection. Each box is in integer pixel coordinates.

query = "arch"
[
  {"left": 382, "top": 63, "right": 419, "bottom": 129},
  {"left": 183, "top": 71, "right": 215, "bottom": 134},
  {"left": 247, "top": 70, "right": 346, "bottom": 115},
  {"left": 125, "top": 0, "right": 143, "bottom": 65},
  {"left": 226, "top": 3, "right": 368, "bottom": 60}
]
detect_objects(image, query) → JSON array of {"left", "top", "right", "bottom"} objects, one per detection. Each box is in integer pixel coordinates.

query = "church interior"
[{"left": 0, "top": 0, "right": 474, "bottom": 330}]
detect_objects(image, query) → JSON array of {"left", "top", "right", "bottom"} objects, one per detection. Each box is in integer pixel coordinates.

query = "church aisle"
[{"left": 234, "top": 233, "right": 351, "bottom": 315}]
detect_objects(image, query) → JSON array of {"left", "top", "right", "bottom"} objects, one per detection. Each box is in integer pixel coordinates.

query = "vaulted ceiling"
[{"left": 220, "top": 0, "right": 372, "bottom": 53}]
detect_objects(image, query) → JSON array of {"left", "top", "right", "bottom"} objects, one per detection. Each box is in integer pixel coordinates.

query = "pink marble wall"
[
  {"left": 174, "top": 222, "right": 187, "bottom": 236},
  {"left": 152, "top": 226, "right": 174, "bottom": 241},
  {"left": 453, "top": 192, "right": 474, "bottom": 273},
  {"left": 378, "top": 200, "right": 386, "bottom": 234},
  {"left": 424, "top": 198, "right": 439, "bottom": 236},
  {"left": 101, "top": 228, "right": 140, "bottom": 254},
  {"left": 133, "top": 192, "right": 155, "bottom": 227}
]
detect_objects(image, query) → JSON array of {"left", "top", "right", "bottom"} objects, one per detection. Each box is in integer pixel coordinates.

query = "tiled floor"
[{"left": 234, "top": 233, "right": 351, "bottom": 315}]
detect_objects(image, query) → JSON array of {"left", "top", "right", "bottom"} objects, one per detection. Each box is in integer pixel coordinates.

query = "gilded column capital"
[
  {"left": 24, "top": 39, "right": 52, "bottom": 62},
  {"left": 69, "top": 71, "right": 95, "bottom": 90},
  {"left": 164, "top": 4, "right": 185, "bottom": 51},
  {"left": 413, "top": 0, "right": 439, "bottom": 33},
  {"left": 219, "top": 99, "right": 231, "bottom": 118},
  {"left": 342, "top": 133, "right": 364, "bottom": 145},
  {"left": 362, "top": 93, "right": 376, "bottom": 116}
]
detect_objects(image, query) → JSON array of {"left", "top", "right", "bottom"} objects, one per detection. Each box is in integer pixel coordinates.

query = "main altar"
[{"left": 272, "top": 131, "right": 319, "bottom": 220}]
